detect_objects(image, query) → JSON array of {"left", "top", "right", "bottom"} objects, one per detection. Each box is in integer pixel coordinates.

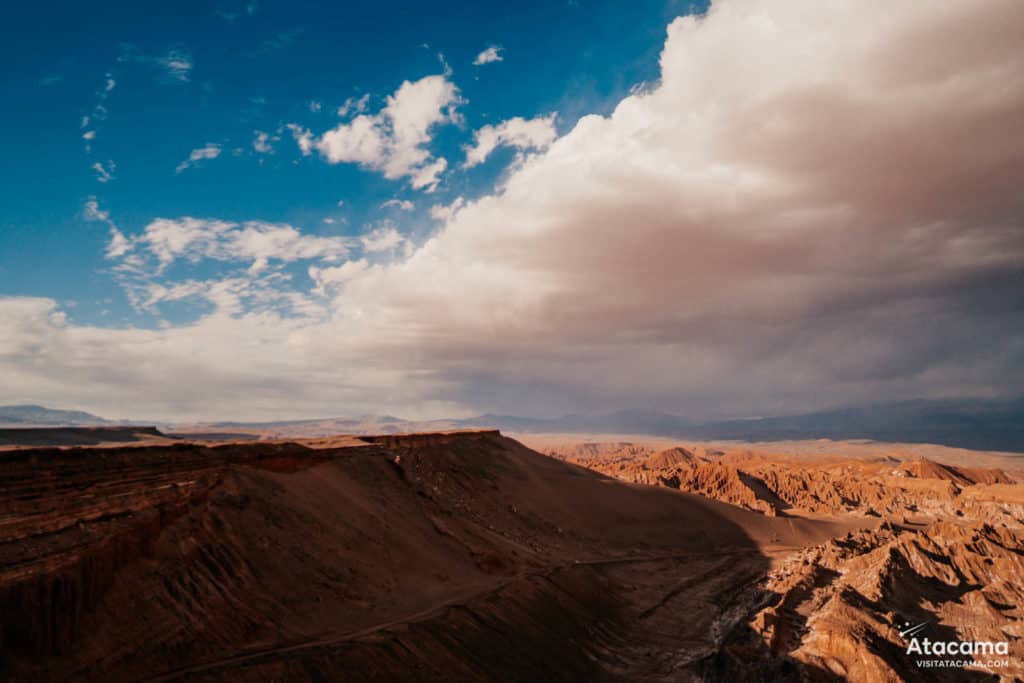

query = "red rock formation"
[{"left": 731, "top": 521, "right": 1024, "bottom": 681}]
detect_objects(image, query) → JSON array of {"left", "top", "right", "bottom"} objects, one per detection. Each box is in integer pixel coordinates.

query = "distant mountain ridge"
[
  {"left": 6, "top": 398, "right": 1023, "bottom": 452},
  {"left": 454, "top": 410, "right": 695, "bottom": 435},
  {"left": 0, "top": 405, "right": 110, "bottom": 426},
  {"left": 682, "top": 398, "right": 1024, "bottom": 453},
  {"left": 466, "top": 400, "right": 1024, "bottom": 452}
]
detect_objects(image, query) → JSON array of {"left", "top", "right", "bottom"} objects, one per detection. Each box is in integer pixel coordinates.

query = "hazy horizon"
[{"left": 4, "top": 394, "right": 1024, "bottom": 425}]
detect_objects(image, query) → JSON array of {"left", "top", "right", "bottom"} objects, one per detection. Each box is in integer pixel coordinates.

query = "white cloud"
[
  {"left": 7, "top": 0, "right": 1024, "bottom": 421},
  {"left": 286, "top": 123, "right": 314, "bottom": 156},
  {"left": 176, "top": 144, "right": 222, "bottom": 173},
  {"left": 253, "top": 130, "right": 273, "bottom": 154},
  {"left": 309, "top": 259, "right": 369, "bottom": 295},
  {"left": 437, "top": 52, "right": 452, "bottom": 76},
  {"left": 309, "top": 100, "right": 322, "bottom": 113},
  {"left": 360, "top": 224, "right": 405, "bottom": 253},
  {"left": 92, "top": 161, "right": 115, "bottom": 183},
  {"left": 106, "top": 230, "right": 132, "bottom": 260},
  {"left": 95, "top": 215, "right": 355, "bottom": 318},
  {"left": 473, "top": 46, "right": 504, "bottom": 66},
  {"left": 309, "top": 74, "right": 461, "bottom": 191},
  {"left": 429, "top": 197, "right": 465, "bottom": 222},
  {"left": 337, "top": 93, "right": 370, "bottom": 117},
  {"left": 83, "top": 198, "right": 131, "bottom": 259},
  {"left": 0, "top": 295, "right": 468, "bottom": 422},
  {"left": 131, "top": 217, "right": 349, "bottom": 269},
  {"left": 83, "top": 198, "right": 109, "bottom": 223},
  {"left": 381, "top": 199, "right": 415, "bottom": 211},
  {"left": 408, "top": 158, "right": 448, "bottom": 192},
  {"left": 321, "top": 0, "right": 1024, "bottom": 415},
  {"left": 462, "top": 114, "right": 557, "bottom": 168},
  {"left": 318, "top": 115, "right": 383, "bottom": 164},
  {"left": 80, "top": 73, "right": 118, "bottom": 159}
]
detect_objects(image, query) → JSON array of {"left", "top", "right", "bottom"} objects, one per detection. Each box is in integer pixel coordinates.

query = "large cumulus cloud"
[{"left": 3, "top": 0, "right": 1023, "bottom": 421}]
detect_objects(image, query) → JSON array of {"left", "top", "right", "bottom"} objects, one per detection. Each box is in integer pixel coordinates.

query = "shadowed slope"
[{"left": 0, "top": 426, "right": 176, "bottom": 448}]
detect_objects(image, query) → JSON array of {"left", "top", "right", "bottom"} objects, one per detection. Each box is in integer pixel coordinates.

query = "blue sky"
[
  {"left": 2, "top": 0, "right": 694, "bottom": 328},
  {"left": 1, "top": 0, "right": 1021, "bottom": 422}
]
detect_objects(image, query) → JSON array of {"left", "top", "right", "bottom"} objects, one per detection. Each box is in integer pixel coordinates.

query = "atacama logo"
[
  {"left": 898, "top": 621, "right": 929, "bottom": 643},
  {"left": 897, "top": 619, "right": 1010, "bottom": 671}
]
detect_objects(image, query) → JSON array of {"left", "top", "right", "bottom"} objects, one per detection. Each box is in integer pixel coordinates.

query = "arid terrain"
[
  {"left": 527, "top": 434, "right": 1024, "bottom": 681},
  {"left": 0, "top": 428, "right": 1021, "bottom": 681}
]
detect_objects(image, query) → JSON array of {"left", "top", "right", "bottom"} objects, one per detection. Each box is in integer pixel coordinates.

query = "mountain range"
[
  {"left": 0, "top": 404, "right": 110, "bottom": 426},
  {"left": 3, "top": 398, "right": 1022, "bottom": 452}
]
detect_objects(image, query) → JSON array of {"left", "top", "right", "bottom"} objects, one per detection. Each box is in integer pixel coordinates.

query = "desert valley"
[{"left": 1, "top": 424, "right": 1021, "bottom": 681}]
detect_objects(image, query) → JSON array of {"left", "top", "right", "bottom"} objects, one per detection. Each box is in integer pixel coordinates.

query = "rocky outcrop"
[
  {"left": 557, "top": 440, "right": 1024, "bottom": 681},
  {"left": 565, "top": 447, "right": 1023, "bottom": 524},
  {"left": 667, "top": 463, "right": 779, "bottom": 516},
  {"left": 722, "top": 521, "right": 1024, "bottom": 681}
]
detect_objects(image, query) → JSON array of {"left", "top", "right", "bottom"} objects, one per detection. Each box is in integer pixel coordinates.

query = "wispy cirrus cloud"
[
  {"left": 159, "top": 49, "right": 193, "bottom": 81},
  {"left": 82, "top": 197, "right": 131, "bottom": 259},
  {"left": 119, "top": 46, "right": 194, "bottom": 82},
  {"left": 175, "top": 144, "right": 222, "bottom": 173},
  {"left": 216, "top": 0, "right": 258, "bottom": 22},
  {"left": 250, "top": 27, "right": 303, "bottom": 56},
  {"left": 337, "top": 93, "right": 370, "bottom": 117},
  {"left": 80, "top": 72, "right": 117, "bottom": 156},
  {"left": 92, "top": 161, "right": 115, "bottom": 183}
]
